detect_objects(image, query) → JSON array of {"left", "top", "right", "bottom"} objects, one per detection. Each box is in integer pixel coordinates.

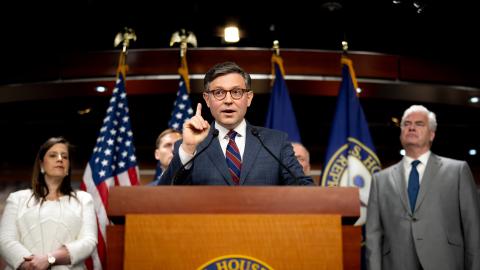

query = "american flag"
[
  {"left": 152, "top": 55, "right": 193, "bottom": 181},
  {"left": 168, "top": 55, "right": 193, "bottom": 131},
  {"left": 81, "top": 71, "right": 140, "bottom": 269}
]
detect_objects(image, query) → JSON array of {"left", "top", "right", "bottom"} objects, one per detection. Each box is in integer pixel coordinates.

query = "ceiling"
[
  {"left": 0, "top": 0, "right": 479, "bottom": 183},
  {"left": 1, "top": 0, "right": 478, "bottom": 80}
]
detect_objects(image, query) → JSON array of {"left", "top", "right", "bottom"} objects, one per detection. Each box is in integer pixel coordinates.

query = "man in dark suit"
[
  {"left": 159, "top": 62, "right": 313, "bottom": 186},
  {"left": 366, "top": 105, "right": 480, "bottom": 270},
  {"left": 147, "top": 128, "right": 182, "bottom": 186}
]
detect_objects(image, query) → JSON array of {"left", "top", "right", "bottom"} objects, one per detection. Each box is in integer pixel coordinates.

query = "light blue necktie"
[{"left": 407, "top": 160, "right": 421, "bottom": 212}]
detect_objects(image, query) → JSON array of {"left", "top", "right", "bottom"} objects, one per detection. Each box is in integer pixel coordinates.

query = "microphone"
[
  {"left": 171, "top": 129, "right": 219, "bottom": 185},
  {"left": 250, "top": 127, "right": 300, "bottom": 185}
]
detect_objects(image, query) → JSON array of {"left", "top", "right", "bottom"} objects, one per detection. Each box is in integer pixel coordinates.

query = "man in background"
[
  {"left": 148, "top": 128, "right": 181, "bottom": 185},
  {"left": 292, "top": 142, "right": 323, "bottom": 185},
  {"left": 292, "top": 142, "right": 311, "bottom": 175},
  {"left": 366, "top": 105, "right": 480, "bottom": 270}
]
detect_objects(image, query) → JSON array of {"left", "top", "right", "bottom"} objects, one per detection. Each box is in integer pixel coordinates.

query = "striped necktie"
[{"left": 226, "top": 130, "right": 242, "bottom": 184}]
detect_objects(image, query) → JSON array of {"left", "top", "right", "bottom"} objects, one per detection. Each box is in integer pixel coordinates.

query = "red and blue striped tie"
[{"left": 226, "top": 130, "right": 242, "bottom": 184}]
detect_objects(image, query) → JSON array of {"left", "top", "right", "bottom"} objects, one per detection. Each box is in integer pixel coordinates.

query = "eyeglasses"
[{"left": 205, "top": 88, "right": 250, "bottom": 101}]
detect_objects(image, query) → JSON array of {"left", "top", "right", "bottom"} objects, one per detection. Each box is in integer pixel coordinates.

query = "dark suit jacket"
[
  {"left": 159, "top": 124, "right": 313, "bottom": 186},
  {"left": 366, "top": 153, "right": 480, "bottom": 270}
]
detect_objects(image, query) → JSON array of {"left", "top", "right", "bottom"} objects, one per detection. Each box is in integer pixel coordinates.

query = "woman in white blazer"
[{"left": 0, "top": 137, "right": 97, "bottom": 270}]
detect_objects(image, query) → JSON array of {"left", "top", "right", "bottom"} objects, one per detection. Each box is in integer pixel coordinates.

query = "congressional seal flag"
[{"left": 321, "top": 56, "right": 381, "bottom": 226}]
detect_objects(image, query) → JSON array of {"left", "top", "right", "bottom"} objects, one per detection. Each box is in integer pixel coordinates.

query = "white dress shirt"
[
  {"left": 179, "top": 119, "right": 247, "bottom": 167},
  {"left": 403, "top": 151, "right": 431, "bottom": 186},
  {"left": 215, "top": 119, "right": 246, "bottom": 158}
]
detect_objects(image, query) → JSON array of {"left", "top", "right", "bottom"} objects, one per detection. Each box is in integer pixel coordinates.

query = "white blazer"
[{"left": 0, "top": 189, "right": 97, "bottom": 270}]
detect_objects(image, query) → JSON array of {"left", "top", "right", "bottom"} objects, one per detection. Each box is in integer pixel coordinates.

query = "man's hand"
[{"left": 181, "top": 103, "right": 210, "bottom": 154}]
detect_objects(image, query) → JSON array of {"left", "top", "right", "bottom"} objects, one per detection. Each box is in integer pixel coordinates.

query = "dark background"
[
  {"left": 0, "top": 0, "right": 479, "bottom": 183},
  {"left": 1, "top": 0, "right": 478, "bottom": 79}
]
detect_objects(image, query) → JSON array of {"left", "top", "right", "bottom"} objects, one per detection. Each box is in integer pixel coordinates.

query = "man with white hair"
[{"left": 366, "top": 105, "right": 480, "bottom": 270}]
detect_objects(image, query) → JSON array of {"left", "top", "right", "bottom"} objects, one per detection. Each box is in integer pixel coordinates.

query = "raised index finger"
[{"left": 195, "top": 103, "right": 202, "bottom": 117}]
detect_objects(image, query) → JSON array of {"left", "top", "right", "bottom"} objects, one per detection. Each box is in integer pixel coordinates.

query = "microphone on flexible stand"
[
  {"left": 250, "top": 127, "right": 300, "bottom": 185},
  {"left": 171, "top": 129, "right": 219, "bottom": 185}
]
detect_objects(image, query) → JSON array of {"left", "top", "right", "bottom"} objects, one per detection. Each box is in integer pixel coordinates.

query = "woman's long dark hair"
[{"left": 31, "top": 137, "right": 76, "bottom": 204}]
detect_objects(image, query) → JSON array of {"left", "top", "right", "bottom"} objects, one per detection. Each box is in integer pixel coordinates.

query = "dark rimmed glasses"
[{"left": 205, "top": 88, "right": 250, "bottom": 101}]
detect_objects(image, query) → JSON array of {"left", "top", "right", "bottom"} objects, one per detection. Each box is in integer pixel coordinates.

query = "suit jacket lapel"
[
  {"left": 414, "top": 153, "right": 440, "bottom": 211},
  {"left": 202, "top": 127, "right": 232, "bottom": 185},
  {"left": 391, "top": 162, "right": 410, "bottom": 213},
  {"left": 239, "top": 125, "right": 261, "bottom": 184}
]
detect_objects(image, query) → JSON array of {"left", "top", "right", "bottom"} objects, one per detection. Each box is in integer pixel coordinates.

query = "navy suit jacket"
[{"left": 159, "top": 124, "right": 313, "bottom": 186}]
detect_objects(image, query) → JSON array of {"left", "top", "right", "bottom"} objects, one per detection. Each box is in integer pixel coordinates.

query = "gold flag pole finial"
[
  {"left": 114, "top": 27, "right": 137, "bottom": 53},
  {"left": 273, "top": 40, "right": 280, "bottom": 56},
  {"left": 340, "top": 40, "right": 359, "bottom": 92},
  {"left": 170, "top": 29, "right": 197, "bottom": 93},
  {"left": 114, "top": 28, "right": 136, "bottom": 76},
  {"left": 271, "top": 40, "right": 285, "bottom": 85},
  {"left": 170, "top": 29, "right": 197, "bottom": 58},
  {"left": 341, "top": 40, "right": 349, "bottom": 55}
]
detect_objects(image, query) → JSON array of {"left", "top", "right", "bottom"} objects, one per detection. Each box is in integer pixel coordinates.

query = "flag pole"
[
  {"left": 167, "top": 29, "right": 196, "bottom": 130},
  {"left": 271, "top": 40, "right": 285, "bottom": 84},
  {"left": 81, "top": 27, "right": 138, "bottom": 270},
  {"left": 340, "top": 40, "right": 359, "bottom": 91},
  {"left": 170, "top": 29, "right": 197, "bottom": 93},
  {"left": 114, "top": 27, "right": 137, "bottom": 78}
]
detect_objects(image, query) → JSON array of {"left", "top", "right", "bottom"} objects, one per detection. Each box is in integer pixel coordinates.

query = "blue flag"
[
  {"left": 168, "top": 55, "right": 193, "bottom": 131},
  {"left": 265, "top": 55, "right": 301, "bottom": 142},
  {"left": 321, "top": 56, "right": 381, "bottom": 225}
]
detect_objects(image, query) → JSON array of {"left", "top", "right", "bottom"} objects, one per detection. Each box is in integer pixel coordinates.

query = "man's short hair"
[
  {"left": 155, "top": 128, "right": 181, "bottom": 148},
  {"left": 203, "top": 61, "right": 251, "bottom": 91},
  {"left": 401, "top": 105, "right": 437, "bottom": 131}
]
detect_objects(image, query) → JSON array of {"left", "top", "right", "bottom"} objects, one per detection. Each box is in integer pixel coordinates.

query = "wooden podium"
[{"left": 107, "top": 186, "right": 361, "bottom": 269}]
